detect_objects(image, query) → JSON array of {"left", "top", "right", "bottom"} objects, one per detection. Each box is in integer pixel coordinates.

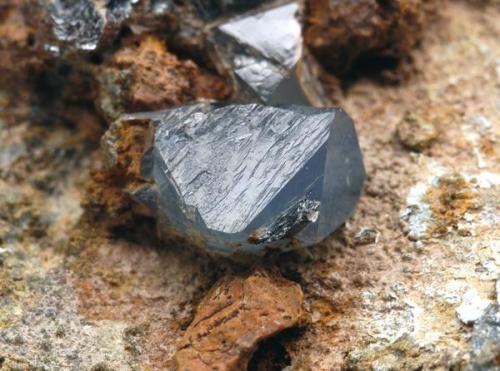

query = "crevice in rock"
[{"left": 248, "top": 327, "right": 304, "bottom": 371}]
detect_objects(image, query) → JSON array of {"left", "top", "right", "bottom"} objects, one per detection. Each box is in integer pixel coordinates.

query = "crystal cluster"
[
  {"left": 82, "top": 0, "right": 366, "bottom": 258},
  {"left": 104, "top": 103, "right": 365, "bottom": 258},
  {"left": 43, "top": 0, "right": 330, "bottom": 106},
  {"left": 46, "top": 0, "right": 174, "bottom": 52}
]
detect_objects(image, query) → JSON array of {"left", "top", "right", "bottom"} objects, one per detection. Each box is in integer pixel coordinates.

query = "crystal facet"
[
  {"left": 107, "top": 103, "right": 365, "bottom": 258},
  {"left": 211, "top": 1, "right": 330, "bottom": 106}
]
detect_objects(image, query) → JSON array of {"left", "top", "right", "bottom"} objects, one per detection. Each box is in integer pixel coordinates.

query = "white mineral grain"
[{"left": 456, "top": 287, "right": 492, "bottom": 325}]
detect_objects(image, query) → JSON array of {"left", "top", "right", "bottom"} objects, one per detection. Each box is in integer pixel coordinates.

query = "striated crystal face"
[
  {"left": 212, "top": 1, "right": 329, "bottom": 106},
  {"left": 110, "top": 103, "right": 365, "bottom": 258}
]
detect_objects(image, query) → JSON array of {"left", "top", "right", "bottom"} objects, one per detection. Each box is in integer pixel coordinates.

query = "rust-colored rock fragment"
[
  {"left": 85, "top": 117, "right": 150, "bottom": 222},
  {"left": 174, "top": 267, "right": 304, "bottom": 371},
  {"left": 97, "top": 35, "right": 230, "bottom": 120},
  {"left": 0, "top": 1, "right": 50, "bottom": 81},
  {"left": 305, "top": 0, "right": 433, "bottom": 76},
  {"left": 425, "top": 173, "right": 479, "bottom": 237}
]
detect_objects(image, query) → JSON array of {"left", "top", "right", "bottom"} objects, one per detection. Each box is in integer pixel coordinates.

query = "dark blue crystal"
[{"left": 109, "top": 103, "right": 365, "bottom": 258}]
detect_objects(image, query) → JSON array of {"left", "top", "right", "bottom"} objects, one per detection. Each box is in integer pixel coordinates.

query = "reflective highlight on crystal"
[
  {"left": 110, "top": 103, "right": 365, "bottom": 258},
  {"left": 209, "top": 1, "right": 331, "bottom": 106},
  {"left": 50, "top": 0, "right": 105, "bottom": 50},
  {"left": 153, "top": 103, "right": 331, "bottom": 234},
  {"left": 217, "top": 3, "right": 302, "bottom": 69}
]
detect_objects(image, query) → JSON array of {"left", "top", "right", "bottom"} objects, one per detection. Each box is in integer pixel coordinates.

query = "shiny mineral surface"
[
  {"left": 47, "top": 0, "right": 174, "bottom": 52},
  {"left": 2, "top": 0, "right": 498, "bottom": 370},
  {"left": 43, "top": 0, "right": 329, "bottom": 106},
  {"left": 211, "top": 1, "right": 330, "bottom": 106},
  {"left": 107, "top": 103, "right": 365, "bottom": 257}
]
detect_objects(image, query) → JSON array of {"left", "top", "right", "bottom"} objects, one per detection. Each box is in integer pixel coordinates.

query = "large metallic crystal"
[{"left": 104, "top": 103, "right": 365, "bottom": 258}]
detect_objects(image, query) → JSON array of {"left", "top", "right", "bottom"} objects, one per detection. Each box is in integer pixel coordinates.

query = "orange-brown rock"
[
  {"left": 174, "top": 267, "right": 304, "bottom": 371},
  {"left": 0, "top": 1, "right": 51, "bottom": 82},
  {"left": 425, "top": 173, "right": 479, "bottom": 237},
  {"left": 84, "top": 118, "right": 150, "bottom": 223},
  {"left": 97, "top": 36, "right": 230, "bottom": 120},
  {"left": 305, "top": 0, "right": 433, "bottom": 76}
]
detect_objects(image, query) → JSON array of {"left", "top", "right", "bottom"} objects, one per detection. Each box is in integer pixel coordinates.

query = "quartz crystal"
[{"left": 105, "top": 103, "right": 365, "bottom": 258}]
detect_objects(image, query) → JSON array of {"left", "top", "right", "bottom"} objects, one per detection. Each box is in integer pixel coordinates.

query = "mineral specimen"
[
  {"left": 210, "top": 1, "right": 331, "bottom": 106},
  {"left": 468, "top": 305, "right": 500, "bottom": 370},
  {"left": 103, "top": 103, "right": 365, "bottom": 258},
  {"left": 173, "top": 267, "right": 304, "bottom": 370},
  {"left": 41, "top": 0, "right": 330, "bottom": 107},
  {"left": 46, "top": 0, "right": 175, "bottom": 52}
]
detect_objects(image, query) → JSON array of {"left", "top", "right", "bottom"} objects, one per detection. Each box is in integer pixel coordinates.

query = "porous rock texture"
[
  {"left": 305, "top": 0, "right": 435, "bottom": 78},
  {"left": 97, "top": 35, "right": 230, "bottom": 121},
  {"left": 0, "top": 0, "right": 499, "bottom": 370}
]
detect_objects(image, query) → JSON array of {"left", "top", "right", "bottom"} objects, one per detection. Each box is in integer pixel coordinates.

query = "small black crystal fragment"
[
  {"left": 249, "top": 198, "right": 320, "bottom": 244},
  {"left": 194, "top": 0, "right": 266, "bottom": 20},
  {"left": 106, "top": 0, "right": 135, "bottom": 23},
  {"left": 105, "top": 103, "right": 365, "bottom": 258}
]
